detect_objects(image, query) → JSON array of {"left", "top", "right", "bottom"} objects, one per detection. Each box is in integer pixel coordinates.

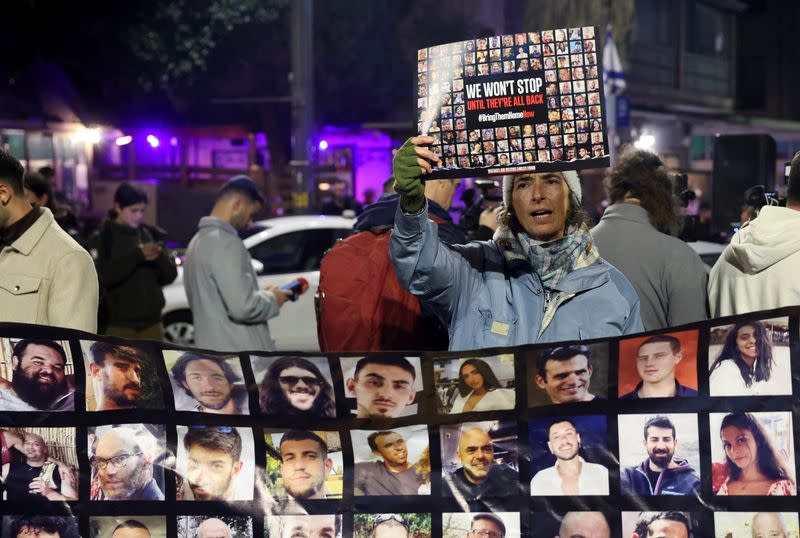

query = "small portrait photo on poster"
[
  {"left": 342, "top": 356, "right": 423, "bottom": 419},
  {"left": 0, "top": 338, "right": 75, "bottom": 411},
  {"left": 178, "top": 516, "right": 253, "bottom": 538},
  {"left": 90, "top": 516, "right": 167, "bottom": 538},
  {"left": 713, "top": 512, "right": 800, "bottom": 538},
  {"left": 351, "top": 425, "right": 430, "bottom": 496},
  {"left": 354, "top": 514, "right": 431, "bottom": 538},
  {"left": 440, "top": 420, "right": 519, "bottom": 500},
  {"left": 81, "top": 340, "right": 165, "bottom": 411},
  {"left": 710, "top": 411, "right": 796, "bottom": 496},
  {"left": 164, "top": 350, "right": 248, "bottom": 415},
  {"left": 1, "top": 515, "right": 80, "bottom": 538},
  {"left": 252, "top": 356, "right": 336, "bottom": 419},
  {"left": 264, "top": 430, "right": 343, "bottom": 501},
  {"left": 265, "top": 515, "right": 339, "bottom": 538},
  {"left": 434, "top": 355, "right": 515, "bottom": 415},
  {"left": 530, "top": 511, "right": 613, "bottom": 538},
  {"left": 618, "top": 331, "right": 699, "bottom": 399},
  {"left": 89, "top": 424, "right": 166, "bottom": 501},
  {"left": 622, "top": 512, "right": 700, "bottom": 538},
  {"left": 175, "top": 425, "right": 255, "bottom": 501},
  {"left": 618, "top": 413, "right": 700, "bottom": 496},
  {"left": 708, "top": 317, "right": 792, "bottom": 397},
  {"left": 442, "top": 512, "right": 520, "bottom": 538},
  {"left": 526, "top": 343, "right": 608, "bottom": 407},
  {"left": 528, "top": 416, "right": 609, "bottom": 496},
  {"left": 0, "top": 427, "right": 78, "bottom": 501}
]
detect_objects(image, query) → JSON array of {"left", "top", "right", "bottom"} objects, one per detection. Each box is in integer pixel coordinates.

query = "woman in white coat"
[{"left": 449, "top": 358, "right": 515, "bottom": 414}]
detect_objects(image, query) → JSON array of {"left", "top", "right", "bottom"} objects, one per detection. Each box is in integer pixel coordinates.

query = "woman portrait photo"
[
  {"left": 435, "top": 356, "right": 515, "bottom": 414},
  {"left": 712, "top": 412, "right": 796, "bottom": 496},
  {"left": 253, "top": 356, "right": 336, "bottom": 418},
  {"left": 708, "top": 319, "right": 792, "bottom": 396}
]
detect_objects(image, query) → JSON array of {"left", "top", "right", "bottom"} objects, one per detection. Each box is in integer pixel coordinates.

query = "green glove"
[{"left": 393, "top": 137, "right": 426, "bottom": 213}]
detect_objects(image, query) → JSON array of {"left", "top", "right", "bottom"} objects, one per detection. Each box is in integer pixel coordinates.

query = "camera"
[
  {"left": 744, "top": 185, "right": 785, "bottom": 214},
  {"left": 459, "top": 179, "right": 503, "bottom": 240},
  {"left": 673, "top": 172, "right": 696, "bottom": 208}
]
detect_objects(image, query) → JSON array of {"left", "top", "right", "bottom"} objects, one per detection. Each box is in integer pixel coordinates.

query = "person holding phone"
[{"left": 88, "top": 182, "right": 177, "bottom": 340}]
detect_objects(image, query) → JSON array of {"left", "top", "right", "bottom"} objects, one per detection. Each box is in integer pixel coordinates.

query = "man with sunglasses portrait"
[
  {"left": 92, "top": 426, "right": 163, "bottom": 500},
  {"left": 259, "top": 357, "right": 336, "bottom": 418},
  {"left": 534, "top": 345, "right": 601, "bottom": 404}
]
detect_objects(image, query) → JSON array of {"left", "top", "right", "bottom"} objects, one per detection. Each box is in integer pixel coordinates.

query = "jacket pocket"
[
  {"left": 479, "top": 309, "right": 517, "bottom": 347},
  {"left": 0, "top": 273, "right": 42, "bottom": 323}
]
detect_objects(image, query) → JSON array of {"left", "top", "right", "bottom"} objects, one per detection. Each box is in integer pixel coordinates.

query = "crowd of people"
[{"left": 0, "top": 137, "right": 799, "bottom": 354}]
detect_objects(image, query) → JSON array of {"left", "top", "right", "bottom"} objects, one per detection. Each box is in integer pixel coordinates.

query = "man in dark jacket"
[
  {"left": 444, "top": 427, "right": 519, "bottom": 500},
  {"left": 621, "top": 415, "right": 700, "bottom": 496}
]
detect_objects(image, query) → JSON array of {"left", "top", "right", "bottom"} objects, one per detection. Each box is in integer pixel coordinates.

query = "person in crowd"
[
  {"left": 0, "top": 148, "right": 98, "bottom": 331},
  {"left": 1, "top": 432, "right": 77, "bottom": 501},
  {"left": 709, "top": 150, "right": 800, "bottom": 316},
  {"left": 621, "top": 335, "right": 697, "bottom": 399},
  {"left": 709, "top": 321, "right": 778, "bottom": 396},
  {"left": 717, "top": 412, "right": 795, "bottom": 496},
  {"left": 591, "top": 149, "right": 707, "bottom": 330},
  {"left": 183, "top": 426, "right": 245, "bottom": 501},
  {"left": 534, "top": 345, "right": 600, "bottom": 404},
  {"left": 8, "top": 516, "right": 74, "bottom": 538},
  {"left": 23, "top": 171, "right": 84, "bottom": 245},
  {"left": 321, "top": 179, "right": 364, "bottom": 216},
  {"left": 279, "top": 515, "right": 337, "bottom": 538},
  {"left": 346, "top": 356, "right": 417, "bottom": 419},
  {"left": 184, "top": 175, "right": 291, "bottom": 352},
  {"left": 197, "top": 519, "right": 232, "bottom": 538},
  {"left": 556, "top": 512, "right": 610, "bottom": 538},
  {"left": 448, "top": 358, "right": 514, "bottom": 413},
  {"left": 88, "top": 342, "right": 148, "bottom": 411},
  {"left": 171, "top": 353, "right": 248, "bottom": 414},
  {"left": 354, "top": 430, "right": 424, "bottom": 495},
  {"left": 111, "top": 520, "right": 151, "bottom": 538},
  {"left": 466, "top": 514, "right": 506, "bottom": 538},
  {"left": 0, "top": 339, "right": 74, "bottom": 411},
  {"left": 632, "top": 512, "right": 691, "bottom": 538},
  {"left": 750, "top": 513, "right": 789, "bottom": 538},
  {"left": 88, "top": 182, "right": 177, "bottom": 340},
  {"left": 415, "top": 446, "right": 431, "bottom": 494},
  {"left": 621, "top": 415, "right": 700, "bottom": 496},
  {"left": 444, "top": 426, "right": 518, "bottom": 500},
  {"left": 354, "top": 173, "right": 467, "bottom": 350},
  {"left": 259, "top": 357, "right": 336, "bottom": 418},
  {"left": 390, "top": 136, "right": 642, "bottom": 351},
  {"left": 278, "top": 430, "right": 333, "bottom": 500},
  {"left": 530, "top": 420, "right": 609, "bottom": 495},
  {"left": 92, "top": 427, "right": 163, "bottom": 500}
]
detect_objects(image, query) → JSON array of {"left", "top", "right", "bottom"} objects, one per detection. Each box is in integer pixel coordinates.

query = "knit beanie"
[{"left": 501, "top": 170, "right": 582, "bottom": 224}]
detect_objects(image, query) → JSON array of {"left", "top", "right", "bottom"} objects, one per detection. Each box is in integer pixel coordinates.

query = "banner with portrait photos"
[
  {"left": 0, "top": 304, "right": 798, "bottom": 538},
  {"left": 417, "top": 28, "right": 610, "bottom": 179}
]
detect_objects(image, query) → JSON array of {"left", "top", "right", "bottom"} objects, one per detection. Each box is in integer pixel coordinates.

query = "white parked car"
[{"left": 161, "top": 215, "right": 355, "bottom": 351}]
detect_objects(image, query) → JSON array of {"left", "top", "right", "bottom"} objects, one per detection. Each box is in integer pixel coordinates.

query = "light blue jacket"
[{"left": 390, "top": 204, "right": 643, "bottom": 351}]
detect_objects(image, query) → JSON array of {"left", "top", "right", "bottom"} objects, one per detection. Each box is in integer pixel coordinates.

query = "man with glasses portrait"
[
  {"left": 466, "top": 514, "right": 505, "bottom": 538},
  {"left": 370, "top": 514, "right": 409, "bottom": 538},
  {"left": 92, "top": 427, "right": 163, "bottom": 500}
]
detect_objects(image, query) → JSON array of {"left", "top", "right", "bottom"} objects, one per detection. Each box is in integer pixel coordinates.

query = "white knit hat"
[{"left": 501, "top": 170, "right": 582, "bottom": 222}]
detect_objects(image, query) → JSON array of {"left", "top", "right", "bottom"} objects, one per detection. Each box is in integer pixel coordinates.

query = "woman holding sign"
[{"left": 389, "top": 137, "right": 642, "bottom": 350}]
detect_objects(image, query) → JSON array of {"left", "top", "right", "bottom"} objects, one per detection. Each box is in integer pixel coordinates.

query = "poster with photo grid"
[
  {"left": 0, "top": 304, "right": 797, "bottom": 537},
  {"left": 417, "top": 27, "right": 610, "bottom": 179}
]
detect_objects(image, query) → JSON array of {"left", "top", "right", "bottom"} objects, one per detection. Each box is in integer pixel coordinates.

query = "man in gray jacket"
[
  {"left": 184, "top": 176, "right": 290, "bottom": 351},
  {"left": 592, "top": 149, "right": 707, "bottom": 330}
]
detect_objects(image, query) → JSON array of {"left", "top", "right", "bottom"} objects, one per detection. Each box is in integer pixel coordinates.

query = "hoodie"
[
  {"left": 709, "top": 206, "right": 800, "bottom": 317},
  {"left": 621, "top": 457, "right": 700, "bottom": 496}
]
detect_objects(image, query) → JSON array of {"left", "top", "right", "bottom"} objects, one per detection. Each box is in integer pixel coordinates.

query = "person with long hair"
[
  {"left": 415, "top": 446, "right": 431, "bottom": 495},
  {"left": 717, "top": 412, "right": 795, "bottom": 496},
  {"left": 709, "top": 321, "right": 776, "bottom": 395},
  {"left": 448, "top": 359, "right": 514, "bottom": 414},
  {"left": 259, "top": 357, "right": 335, "bottom": 418}
]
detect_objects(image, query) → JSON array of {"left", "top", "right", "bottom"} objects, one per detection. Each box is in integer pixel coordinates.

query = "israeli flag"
[{"left": 603, "top": 24, "right": 626, "bottom": 95}]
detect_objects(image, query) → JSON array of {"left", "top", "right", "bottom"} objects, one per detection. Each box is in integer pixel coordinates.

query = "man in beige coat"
[{"left": 0, "top": 148, "right": 98, "bottom": 332}]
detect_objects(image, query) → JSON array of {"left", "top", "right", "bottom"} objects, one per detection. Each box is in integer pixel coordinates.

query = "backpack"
[{"left": 315, "top": 218, "right": 448, "bottom": 352}]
